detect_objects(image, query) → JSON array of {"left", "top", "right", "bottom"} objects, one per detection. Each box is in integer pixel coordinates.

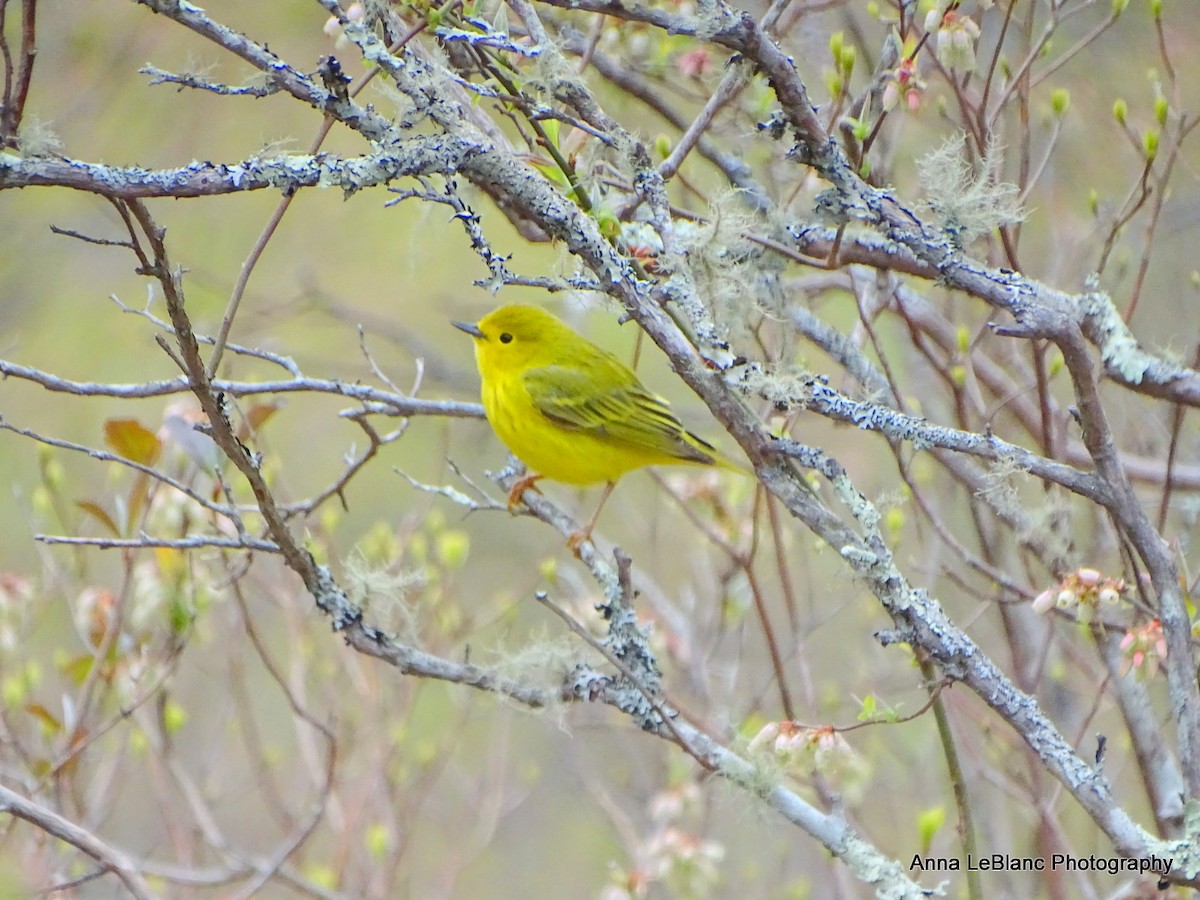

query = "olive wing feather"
[{"left": 522, "top": 364, "right": 718, "bottom": 465}]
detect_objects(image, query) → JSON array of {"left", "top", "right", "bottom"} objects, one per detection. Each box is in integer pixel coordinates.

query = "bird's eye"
[{"left": 499, "top": 332, "right": 513, "bottom": 344}]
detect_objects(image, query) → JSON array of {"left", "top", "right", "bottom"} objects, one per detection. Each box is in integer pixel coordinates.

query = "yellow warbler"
[{"left": 453, "top": 304, "right": 734, "bottom": 548}]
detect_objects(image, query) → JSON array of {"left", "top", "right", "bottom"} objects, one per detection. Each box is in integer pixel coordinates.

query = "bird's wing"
[{"left": 522, "top": 364, "right": 718, "bottom": 464}]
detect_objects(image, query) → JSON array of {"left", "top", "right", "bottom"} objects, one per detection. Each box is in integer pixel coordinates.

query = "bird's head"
[{"left": 453, "top": 305, "right": 567, "bottom": 373}]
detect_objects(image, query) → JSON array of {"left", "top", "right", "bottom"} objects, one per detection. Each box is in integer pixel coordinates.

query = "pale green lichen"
[
  {"left": 840, "top": 545, "right": 880, "bottom": 565},
  {"left": 671, "top": 192, "right": 781, "bottom": 347},
  {"left": 917, "top": 132, "right": 1023, "bottom": 247},
  {"left": 490, "top": 628, "right": 580, "bottom": 695},
  {"left": 694, "top": 0, "right": 743, "bottom": 40},
  {"left": 343, "top": 553, "right": 426, "bottom": 642},
  {"left": 843, "top": 832, "right": 946, "bottom": 898},
  {"left": 1082, "top": 291, "right": 1154, "bottom": 383},
  {"left": 15, "top": 118, "right": 64, "bottom": 158},
  {"left": 975, "top": 455, "right": 1025, "bottom": 519},
  {"left": 724, "top": 362, "right": 809, "bottom": 407}
]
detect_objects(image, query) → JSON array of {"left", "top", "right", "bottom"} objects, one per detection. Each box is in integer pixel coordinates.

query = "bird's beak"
[{"left": 452, "top": 320, "right": 485, "bottom": 339}]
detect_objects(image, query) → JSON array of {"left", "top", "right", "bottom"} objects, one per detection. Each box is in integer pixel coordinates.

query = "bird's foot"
[
  {"left": 506, "top": 474, "right": 543, "bottom": 513},
  {"left": 566, "top": 527, "right": 592, "bottom": 558},
  {"left": 566, "top": 481, "right": 613, "bottom": 558}
]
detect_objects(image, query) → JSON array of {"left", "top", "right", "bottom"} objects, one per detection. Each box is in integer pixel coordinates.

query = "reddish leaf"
[
  {"left": 103, "top": 418, "right": 162, "bottom": 466},
  {"left": 240, "top": 400, "right": 282, "bottom": 439},
  {"left": 76, "top": 500, "right": 120, "bottom": 537},
  {"left": 24, "top": 704, "right": 61, "bottom": 735},
  {"left": 126, "top": 471, "right": 152, "bottom": 532}
]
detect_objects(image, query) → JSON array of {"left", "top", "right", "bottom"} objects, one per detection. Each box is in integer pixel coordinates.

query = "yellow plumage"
[{"left": 454, "top": 304, "right": 733, "bottom": 547}]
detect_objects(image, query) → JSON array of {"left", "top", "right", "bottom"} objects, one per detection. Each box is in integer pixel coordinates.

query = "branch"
[
  {"left": 35, "top": 534, "right": 279, "bottom": 552},
  {"left": 140, "top": 64, "right": 282, "bottom": 97},
  {"left": 1055, "top": 323, "right": 1200, "bottom": 795},
  {"left": 0, "top": 414, "right": 235, "bottom": 517},
  {"left": 0, "top": 358, "right": 483, "bottom": 418},
  {"left": 400, "top": 45, "right": 1182, "bottom": 874},
  {"left": 0, "top": 785, "right": 155, "bottom": 899},
  {"left": 739, "top": 372, "right": 1112, "bottom": 506},
  {"left": 785, "top": 228, "right": 1200, "bottom": 409},
  {"left": 0, "top": 141, "right": 477, "bottom": 198}
]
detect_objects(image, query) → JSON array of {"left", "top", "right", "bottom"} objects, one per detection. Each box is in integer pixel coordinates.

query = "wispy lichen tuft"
[
  {"left": 975, "top": 455, "right": 1025, "bottom": 519},
  {"left": 16, "top": 118, "right": 64, "bottom": 158},
  {"left": 671, "top": 193, "right": 782, "bottom": 343},
  {"left": 343, "top": 552, "right": 426, "bottom": 641},
  {"left": 917, "top": 132, "right": 1024, "bottom": 247},
  {"left": 726, "top": 362, "right": 809, "bottom": 408},
  {"left": 491, "top": 628, "right": 579, "bottom": 708}
]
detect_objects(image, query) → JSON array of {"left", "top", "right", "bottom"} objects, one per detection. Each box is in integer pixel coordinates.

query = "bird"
[{"left": 453, "top": 304, "right": 735, "bottom": 551}]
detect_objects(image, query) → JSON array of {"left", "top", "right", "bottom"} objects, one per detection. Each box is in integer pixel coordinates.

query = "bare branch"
[
  {"left": 0, "top": 785, "right": 155, "bottom": 899},
  {"left": 0, "top": 141, "right": 478, "bottom": 198}
]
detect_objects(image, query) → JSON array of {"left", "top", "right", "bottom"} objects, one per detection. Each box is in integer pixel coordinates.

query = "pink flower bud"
[{"left": 1032, "top": 589, "right": 1055, "bottom": 613}]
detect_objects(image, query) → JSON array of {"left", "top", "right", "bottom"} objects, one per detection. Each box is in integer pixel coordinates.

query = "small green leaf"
[
  {"left": 303, "top": 864, "right": 337, "bottom": 891},
  {"left": 366, "top": 823, "right": 391, "bottom": 859},
  {"left": 1050, "top": 88, "right": 1070, "bottom": 116},
  {"left": 529, "top": 158, "right": 572, "bottom": 190},
  {"left": 41, "top": 455, "right": 65, "bottom": 491},
  {"left": 436, "top": 529, "right": 470, "bottom": 568},
  {"left": 1143, "top": 128, "right": 1159, "bottom": 162},
  {"left": 917, "top": 806, "right": 946, "bottom": 851},
  {"left": 60, "top": 655, "right": 96, "bottom": 686},
  {"left": 594, "top": 205, "right": 620, "bottom": 239},
  {"left": 162, "top": 700, "right": 188, "bottom": 734},
  {"left": 828, "top": 30, "right": 844, "bottom": 62},
  {"left": 956, "top": 325, "right": 970, "bottom": 353},
  {"left": 2, "top": 676, "right": 28, "bottom": 708},
  {"left": 839, "top": 45, "right": 856, "bottom": 77},
  {"left": 844, "top": 116, "right": 869, "bottom": 142},
  {"left": 857, "top": 694, "right": 877, "bottom": 721}
]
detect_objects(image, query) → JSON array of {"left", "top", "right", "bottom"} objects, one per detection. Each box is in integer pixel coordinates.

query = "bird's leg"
[
  {"left": 507, "top": 473, "right": 544, "bottom": 512},
  {"left": 567, "top": 481, "right": 615, "bottom": 557}
]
